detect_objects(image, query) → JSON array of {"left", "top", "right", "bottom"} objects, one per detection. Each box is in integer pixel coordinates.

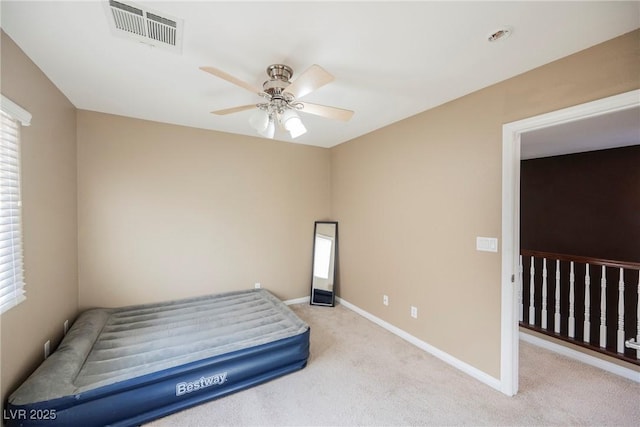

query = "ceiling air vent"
[{"left": 106, "top": 0, "right": 183, "bottom": 53}]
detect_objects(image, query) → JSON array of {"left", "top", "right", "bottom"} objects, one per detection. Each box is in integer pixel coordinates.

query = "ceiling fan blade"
[
  {"left": 300, "top": 102, "right": 354, "bottom": 122},
  {"left": 200, "top": 66, "right": 263, "bottom": 95},
  {"left": 285, "top": 64, "right": 334, "bottom": 99},
  {"left": 211, "top": 104, "right": 256, "bottom": 115}
]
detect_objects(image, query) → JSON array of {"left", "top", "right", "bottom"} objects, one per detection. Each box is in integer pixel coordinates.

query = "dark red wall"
[{"left": 520, "top": 144, "right": 640, "bottom": 263}]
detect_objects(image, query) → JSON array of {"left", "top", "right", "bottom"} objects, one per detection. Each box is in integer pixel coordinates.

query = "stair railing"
[{"left": 519, "top": 250, "right": 640, "bottom": 364}]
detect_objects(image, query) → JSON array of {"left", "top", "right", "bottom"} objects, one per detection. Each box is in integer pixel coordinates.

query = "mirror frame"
[{"left": 310, "top": 221, "right": 338, "bottom": 307}]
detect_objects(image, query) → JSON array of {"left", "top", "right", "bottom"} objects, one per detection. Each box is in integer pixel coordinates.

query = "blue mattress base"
[{"left": 6, "top": 329, "right": 309, "bottom": 427}]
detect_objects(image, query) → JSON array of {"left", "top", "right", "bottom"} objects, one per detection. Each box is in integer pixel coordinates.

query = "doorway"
[{"left": 500, "top": 89, "right": 640, "bottom": 396}]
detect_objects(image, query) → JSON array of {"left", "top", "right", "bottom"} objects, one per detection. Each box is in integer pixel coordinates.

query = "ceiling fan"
[{"left": 200, "top": 63, "right": 354, "bottom": 139}]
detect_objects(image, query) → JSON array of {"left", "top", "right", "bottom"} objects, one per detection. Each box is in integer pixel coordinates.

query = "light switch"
[{"left": 476, "top": 237, "right": 498, "bottom": 252}]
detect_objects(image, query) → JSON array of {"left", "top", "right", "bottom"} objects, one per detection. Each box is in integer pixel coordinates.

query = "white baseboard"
[
  {"left": 289, "top": 295, "right": 639, "bottom": 387},
  {"left": 520, "top": 331, "right": 640, "bottom": 383},
  {"left": 336, "top": 297, "right": 503, "bottom": 392},
  {"left": 284, "top": 296, "right": 309, "bottom": 305}
]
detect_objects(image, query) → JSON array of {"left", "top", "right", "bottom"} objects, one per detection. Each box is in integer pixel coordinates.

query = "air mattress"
[{"left": 6, "top": 289, "right": 310, "bottom": 426}]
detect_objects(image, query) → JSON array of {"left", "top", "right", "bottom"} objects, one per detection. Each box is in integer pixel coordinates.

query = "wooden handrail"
[{"left": 521, "top": 249, "right": 640, "bottom": 271}]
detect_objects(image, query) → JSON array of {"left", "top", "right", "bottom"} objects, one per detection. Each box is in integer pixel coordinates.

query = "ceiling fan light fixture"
[
  {"left": 249, "top": 109, "right": 269, "bottom": 132},
  {"left": 288, "top": 120, "right": 307, "bottom": 139},
  {"left": 281, "top": 109, "right": 307, "bottom": 138},
  {"left": 258, "top": 117, "right": 275, "bottom": 139}
]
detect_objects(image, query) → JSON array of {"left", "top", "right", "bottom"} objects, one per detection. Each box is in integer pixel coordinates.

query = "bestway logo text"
[{"left": 176, "top": 371, "right": 228, "bottom": 396}]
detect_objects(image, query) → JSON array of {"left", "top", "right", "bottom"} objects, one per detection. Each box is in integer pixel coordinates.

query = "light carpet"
[{"left": 148, "top": 303, "right": 640, "bottom": 426}]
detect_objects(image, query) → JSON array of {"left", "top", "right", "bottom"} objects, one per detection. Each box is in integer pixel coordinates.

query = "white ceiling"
[
  {"left": 1, "top": 1, "right": 639, "bottom": 148},
  {"left": 521, "top": 106, "right": 640, "bottom": 160}
]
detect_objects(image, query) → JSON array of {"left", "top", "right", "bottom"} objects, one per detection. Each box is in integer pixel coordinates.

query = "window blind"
[{"left": 0, "top": 108, "right": 26, "bottom": 314}]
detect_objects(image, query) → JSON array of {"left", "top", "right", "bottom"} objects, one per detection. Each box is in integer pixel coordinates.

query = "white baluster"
[
  {"left": 636, "top": 273, "right": 640, "bottom": 359},
  {"left": 541, "top": 258, "right": 548, "bottom": 329},
  {"left": 555, "top": 259, "right": 561, "bottom": 334},
  {"left": 519, "top": 255, "right": 523, "bottom": 322},
  {"left": 617, "top": 268, "right": 625, "bottom": 353},
  {"left": 600, "top": 265, "right": 607, "bottom": 348},
  {"left": 529, "top": 256, "right": 535, "bottom": 325},
  {"left": 569, "top": 261, "right": 575, "bottom": 338},
  {"left": 583, "top": 263, "right": 591, "bottom": 343}
]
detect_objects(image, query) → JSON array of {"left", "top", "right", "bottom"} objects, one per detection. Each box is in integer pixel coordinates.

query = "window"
[{"left": 0, "top": 95, "right": 31, "bottom": 314}]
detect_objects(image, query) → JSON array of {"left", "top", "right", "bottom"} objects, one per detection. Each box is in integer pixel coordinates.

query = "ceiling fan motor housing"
[
  {"left": 263, "top": 64, "right": 293, "bottom": 97},
  {"left": 263, "top": 79, "right": 289, "bottom": 95},
  {"left": 266, "top": 64, "right": 293, "bottom": 81}
]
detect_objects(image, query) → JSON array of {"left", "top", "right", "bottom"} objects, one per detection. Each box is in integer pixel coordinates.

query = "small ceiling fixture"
[
  {"left": 488, "top": 27, "right": 512, "bottom": 42},
  {"left": 200, "top": 63, "right": 354, "bottom": 140}
]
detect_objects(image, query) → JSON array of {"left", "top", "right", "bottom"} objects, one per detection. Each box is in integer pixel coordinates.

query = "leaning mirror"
[{"left": 310, "top": 221, "right": 338, "bottom": 306}]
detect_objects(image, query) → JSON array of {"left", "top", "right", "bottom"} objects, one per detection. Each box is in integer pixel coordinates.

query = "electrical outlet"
[
  {"left": 254, "top": 282, "right": 261, "bottom": 289},
  {"left": 383, "top": 295, "right": 389, "bottom": 306},
  {"left": 410, "top": 306, "right": 418, "bottom": 319},
  {"left": 44, "top": 340, "right": 51, "bottom": 359},
  {"left": 64, "top": 320, "right": 69, "bottom": 335}
]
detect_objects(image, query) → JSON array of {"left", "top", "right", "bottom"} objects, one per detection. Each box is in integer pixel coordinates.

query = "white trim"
[
  {"left": 503, "top": 90, "right": 640, "bottom": 136},
  {"left": 520, "top": 331, "right": 640, "bottom": 383},
  {"left": 501, "top": 89, "right": 640, "bottom": 397},
  {"left": 500, "top": 124, "right": 521, "bottom": 396},
  {"left": 0, "top": 95, "right": 31, "bottom": 126},
  {"left": 337, "top": 297, "right": 502, "bottom": 392},
  {"left": 284, "top": 296, "right": 310, "bottom": 305}
]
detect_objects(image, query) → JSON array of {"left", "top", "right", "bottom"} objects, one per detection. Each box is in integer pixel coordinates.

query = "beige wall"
[
  {"left": 330, "top": 30, "right": 640, "bottom": 379},
  {"left": 77, "top": 111, "right": 330, "bottom": 309},
  {"left": 0, "top": 32, "right": 78, "bottom": 405}
]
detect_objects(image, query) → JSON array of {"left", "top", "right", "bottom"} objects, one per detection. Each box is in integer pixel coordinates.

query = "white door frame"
[{"left": 500, "top": 89, "right": 640, "bottom": 396}]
